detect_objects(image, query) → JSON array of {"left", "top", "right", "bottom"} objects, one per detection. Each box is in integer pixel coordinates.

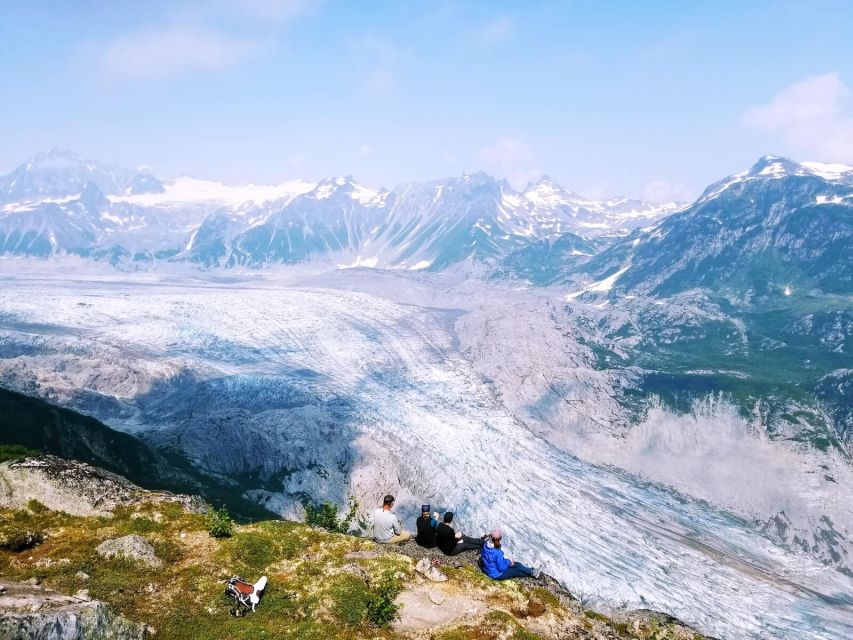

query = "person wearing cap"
[
  {"left": 372, "top": 494, "right": 411, "bottom": 544},
  {"left": 415, "top": 504, "right": 439, "bottom": 548},
  {"left": 435, "top": 512, "right": 483, "bottom": 556},
  {"left": 479, "top": 529, "right": 538, "bottom": 580}
]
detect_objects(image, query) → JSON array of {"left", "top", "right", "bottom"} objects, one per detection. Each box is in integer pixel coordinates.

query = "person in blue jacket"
[{"left": 479, "top": 528, "right": 538, "bottom": 580}]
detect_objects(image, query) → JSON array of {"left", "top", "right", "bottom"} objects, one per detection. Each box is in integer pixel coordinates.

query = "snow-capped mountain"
[
  {"left": 0, "top": 148, "right": 163, "bottom": 203},
  {"left": 1, "top": 152, "right": 852, "bottom": 639},
  {"left": 524, "top": 176, "right": 681, "bottom": 239},
  {"left": 0, "top": 150, "right": 680, "bottom": 269},
  {"left": 571, "top": 155, "right": 853, "bottom": 297}
]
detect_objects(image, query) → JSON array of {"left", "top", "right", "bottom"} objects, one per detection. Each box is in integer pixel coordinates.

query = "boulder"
[
  {"left": 0, "top": 455, "right": 205, "bottom": 517},
  {"left": 0, "top": 578, "right": 146, "bottom": 640},
  {"left": 96, "top": 535, "right": 163, "bottom": 569}
]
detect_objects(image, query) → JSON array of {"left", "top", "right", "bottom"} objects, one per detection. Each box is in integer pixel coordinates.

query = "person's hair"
[
  {"left": 382, "top": 494, "right": 395, "bottom": 507},
  {"left": 443, "top": 512, "right": 454, "bottom": 523},
  {"left": 492, "top": 537, "right": 502, "bottom": 548}
]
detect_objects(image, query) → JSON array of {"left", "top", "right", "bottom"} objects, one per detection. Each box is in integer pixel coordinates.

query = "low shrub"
[
  {"left": 331, "top": 575, "right": 371, "bottom": 626},
  {"left": 365, "top": 571, "right": 402, "bottom": 628},
  {"left": 303, "top": 497, "right": 358, "bottom": 534},
  {"left": 0, "top": 444, "right": 37, "bottom": 464},
  {"left": 205, "top": 506, "right": 234, "bottom": 538},
  {"left": 26, "top": 499, "right": 48, "bottom": 514},
  {"left": 228, "top": 531, "right": 277, "bottom": 570},
  {"left": 0, "top": 522, "right": 44, "bottom": 551}
]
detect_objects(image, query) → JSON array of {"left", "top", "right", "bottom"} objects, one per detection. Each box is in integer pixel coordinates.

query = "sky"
[{"left": 1, "top": 0, "right": 852, "bottom": 201}]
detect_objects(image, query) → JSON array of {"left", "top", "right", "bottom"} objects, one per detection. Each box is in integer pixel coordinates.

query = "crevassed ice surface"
[{"left": 0, "top": 276, "right": 851, "bottom": 640}]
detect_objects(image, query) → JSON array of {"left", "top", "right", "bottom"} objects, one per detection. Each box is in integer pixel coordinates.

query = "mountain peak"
[{"left": 748, "top": 155, "right": 802, "bottom": 177}]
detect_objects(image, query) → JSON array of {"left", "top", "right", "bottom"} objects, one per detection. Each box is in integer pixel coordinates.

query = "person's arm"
[
  {"left": 498, "top": 549, "right": 512, "bottom": 572},
  {"left": 393, "top": 515, "right": 402, "bottom": 535}
]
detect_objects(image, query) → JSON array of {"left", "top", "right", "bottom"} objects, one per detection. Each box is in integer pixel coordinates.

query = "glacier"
[{"left": 0, "top": 270, "right": 850, "bottom": 640}]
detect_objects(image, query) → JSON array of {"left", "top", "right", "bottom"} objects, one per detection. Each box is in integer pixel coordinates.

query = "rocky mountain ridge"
[{"left": 0, "top": 149, "right": 681, "bottom": 268}]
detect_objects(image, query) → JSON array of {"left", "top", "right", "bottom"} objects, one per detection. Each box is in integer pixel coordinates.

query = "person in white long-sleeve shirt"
[{"left": 372, "top": 494, "right": 411, "bottom": 544}]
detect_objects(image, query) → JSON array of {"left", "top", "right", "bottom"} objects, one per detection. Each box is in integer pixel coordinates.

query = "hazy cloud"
[
  {"left": 348, "top": 36, "right": 398, "bottom": 95},
  {"left": 473, "top": 137, "right": 540, "bottom": 188},
  {"left": 741, "top": 72, "right": 853, "bottom": 163},
  {"left": 476, "top": 16, "right": 513, "bottom": 44},
  {"left": 100, "top": 26, "right": 263, "bottom": 82},
  {"left": 642, "top": 180, "right": 692, "bottom": 203},
  {"left": 95, "top": 0, "right": 317, "bottom": 84}
]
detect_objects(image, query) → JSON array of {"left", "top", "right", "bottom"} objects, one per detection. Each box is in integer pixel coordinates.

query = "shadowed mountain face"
[{"left": 0, "top": 387, "right": 273, "bottom": 520}]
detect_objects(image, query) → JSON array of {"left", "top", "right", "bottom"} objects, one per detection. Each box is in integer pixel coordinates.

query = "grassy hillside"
[{"left": 0, "top": 497, "right": 705, "bottom": 640}]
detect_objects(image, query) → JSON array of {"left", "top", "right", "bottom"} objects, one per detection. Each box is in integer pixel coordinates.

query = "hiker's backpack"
[{"left": 225, "top": 575, "right": 268, "bottom": 613}]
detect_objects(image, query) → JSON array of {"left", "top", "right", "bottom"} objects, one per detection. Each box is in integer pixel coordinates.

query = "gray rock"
[
  {"left": 0, "top": 455, "right": 205, "bottom": 517},
  {"left": 96, "top": 535, "right": 163, "bottom": 569},
  {"left": 0, "top": 578, "right": 145, "bottom": 640},
  {"left": 428, "top": 588, "right": 446, "bottom": 605},
  {"left": 74, "top": 571, "right": 90, "bottom": 582}
]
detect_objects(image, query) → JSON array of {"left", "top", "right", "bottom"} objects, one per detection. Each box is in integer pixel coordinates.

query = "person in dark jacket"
[
  {"left": 479, "top": 528, "right": 538, "bottom": 580},
  {"left": 415, "top": 504, "right": 438, "bottom": 548},
  {"left": 435, "top": 512, "right": 483, "bottom": 556}
]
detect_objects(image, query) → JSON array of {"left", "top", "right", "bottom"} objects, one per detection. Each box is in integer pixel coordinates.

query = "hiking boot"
[{"left": 426, "top": 564, "right": 448, "bottom": 582}]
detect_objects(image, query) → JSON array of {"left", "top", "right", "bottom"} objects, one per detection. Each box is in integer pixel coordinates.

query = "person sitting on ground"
[
  {"left": 415, "top": 504, "right": 439, "bottom": 548},
  {"left": 372, "top": 494, "right": 411, "bottom": 544},
  {"left": 479, "top": 528, "right": 538, "bottom": 580},
  {"left": 435, "top": 511, "right": 483, "bottom": 556}
]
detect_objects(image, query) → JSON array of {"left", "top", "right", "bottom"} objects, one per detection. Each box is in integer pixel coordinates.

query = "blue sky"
[{"left": 2, "top": 0, "right": 852, "bottom": 200}]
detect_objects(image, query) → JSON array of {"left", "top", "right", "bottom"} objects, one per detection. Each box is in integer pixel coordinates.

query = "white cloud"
[
  {"left": 95, "top": 0, "right": 319, "bottom": 84},
  {"left": 642, "top": 180, "right": 692, "bottom": 203},
  {"left": 99, "top": 26, "right": 263, "bottom": 82},
  {"left": 348, "top": 36, "right": 398, "bottom": 95},
  {"left": 473, "top": 137, "right": 540, "bottom": 188},
  {"left": 231, "top": 0, "right": 319, "bottom": 20},
  {"left": 741, "top": 72, "right": 853, "bottom": 163},
  {"left": 476, "top": 16, "right": 513, "bottom": 44}
]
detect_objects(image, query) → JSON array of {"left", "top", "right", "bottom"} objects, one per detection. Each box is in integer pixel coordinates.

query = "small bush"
[
  {"left": 303, "top": 497, "right": 357, "bottom": 534},
  {"left": 0, "top": 444, "right": 37, "bottom": 464},
  {"left": 26, "top": 499, "right": 48, "bottom": 514},
  {"left": 205, "top": 506, "right": 234, "bottom": 538},
  {"left": 229, "top": 531, "right": 276, "bottom": 570},
  {"left": 331, "top": 575, "right": 371, "bottom": 626},
  {"left": 365, "top": 571, "right": 402, "bottom": 628},
  {"left": 128, "top": 516, "right": 162, "bottom": 534},
  {"left": 0, "top": 523, "right": 44, "bottom": 551}
]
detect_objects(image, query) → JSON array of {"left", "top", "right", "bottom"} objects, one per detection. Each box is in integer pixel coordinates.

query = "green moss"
[
  {"left": 26, "top": 499, "right": 48, "bottom": 514},
  {"left": 330, "top": 574, "right": 371, "bottom": 626},
  {"left": 0, "top": 444, "right": 37, "bottom": 463},
  {"left": 528, "top": 586, "right": 562, "bottom": 610}
]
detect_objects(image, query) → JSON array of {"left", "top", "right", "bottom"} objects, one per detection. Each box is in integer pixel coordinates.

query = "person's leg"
[
  {"left": 448, "top": 540, "right": 482, "bottom": 555},
  {"left": 496, "top": 563, "right": 536, "bottom": 580},
  {"left": 385, "top": 531, "right": 412, "bottom": 544}
]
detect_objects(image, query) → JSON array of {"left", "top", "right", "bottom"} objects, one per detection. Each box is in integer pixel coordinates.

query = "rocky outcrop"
[
  {"left": 0, "top": 578, "right": 146, "bottom": 640},
  {"left": 0, "top": 455, "right": 205, "bottom": 517},
  {"left": 96, "top": 535, "right": 163, "bottom": 569}
]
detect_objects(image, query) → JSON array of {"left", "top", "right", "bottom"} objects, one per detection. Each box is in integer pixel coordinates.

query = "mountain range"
[
  {"left": 0, "top": 149, "right": 681, "bottom": 268},
  {"left": 0, "top": 149, "right": 852, "bottom": 639}
]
